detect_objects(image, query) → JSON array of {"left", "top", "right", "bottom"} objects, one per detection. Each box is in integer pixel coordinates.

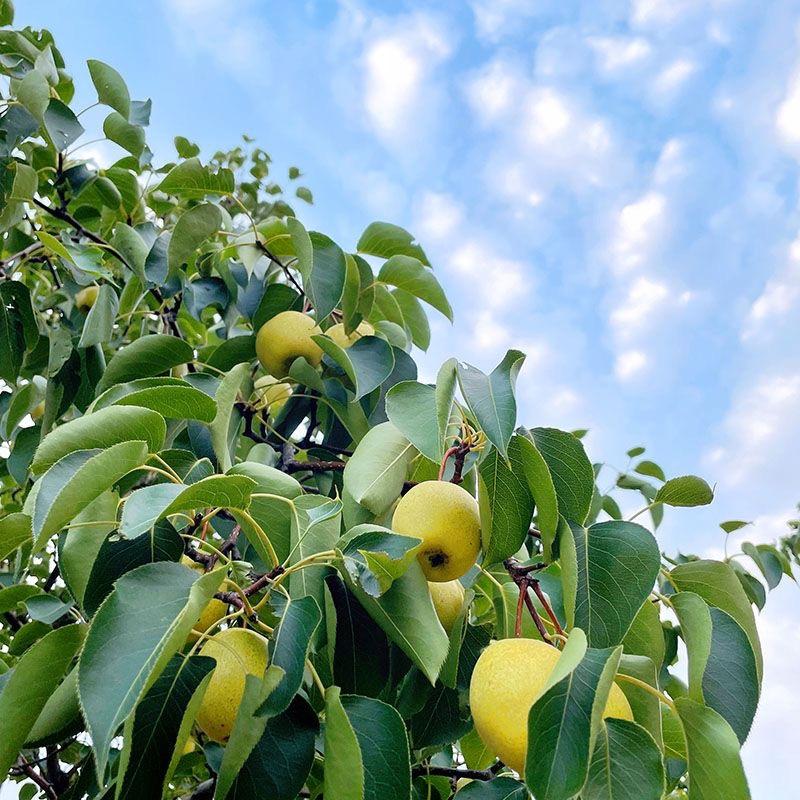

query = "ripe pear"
[
  {"left": 180, "top": 555, "right": 228, "bottom": 642},
  {"left": 392, "top": 481, "right": 481, "bottom": 582},
  {"left": 195, "top": 627, "right": 269, "bottom": 742},
  {"left": 255, "top": 310, "right": 323, "bottom": 377},
  {"left": 326, "top": 320, "right": 374, "bottom": 349},
  {"left": 254, "top": 374, "right": 292, "bottom": 413},
  {"left": 75, "top": 285, "right": 99, "bottom": 311},
  {"left": 429, "top": 580, "right": 465, "bottom": 633},
  {"left": 469, "top": 638, "right": 633, "bottom": 773}
]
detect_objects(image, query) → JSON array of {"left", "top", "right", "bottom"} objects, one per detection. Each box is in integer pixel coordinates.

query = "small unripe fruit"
[
  {"left": 255, "top": 310, "right": 323, "bottom": 378},
  {"left": 469, "top": 638, "right": 633, "bottom": 773},
  {"left": 254, "top": 374, "right": 292, "bottom": 413},
  {"left": 429, "top": 580, "right": 465, "bottom": 633},
  {"left": 75, "top": 285, "right": 99, "bottom": 311},
  {"left": 181, "top": 555, "right": 228, "bottom": 643},
  {"left": 325, "top": 320, "right": 375, "bottom": 350},
  {"left": 392, "top": 481, "right": 481, "bottom": 582},
  {"left": 30, "top": 402, "right": 45, "bottom": 422},
  {"left": 195, "top": 627, "right": 269, "bottom": 742}
]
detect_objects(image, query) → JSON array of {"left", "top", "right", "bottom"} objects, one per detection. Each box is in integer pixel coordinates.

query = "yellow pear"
[
  {"left": 392, "top": 481, "right": 481, "bottom": 582},
  {"left": 253, "top": 374, "right": 292, "bottom": 413},
  {"left": 469, "top": 638, "right": 633, "bottom": 774},
  {"left": 181, "top": 555, "right": 228, "bottom": 642},
  {"left": 195, "top": 627, "right": 269, "bottom": 742},
  {"left": 75, "top": 285, "right": 99, "bottom": 311},
  {"left": 255, "top": 310, "right": 322, "bottom": 377},
  {"left": 181, "top": 736, "right": 198, "bottom": 756},
  {"left": 429, "top": 580, "right": 465, "bottom": 633},
  {"left": 326, "top": 320, "right": 375, "bottom": 350},
  {"left": 30, "top": 402, "right": 45, "bottom": 422}
]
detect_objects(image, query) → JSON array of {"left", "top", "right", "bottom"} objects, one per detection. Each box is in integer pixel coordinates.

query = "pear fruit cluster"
[
  {"left": 469, "top": 638, "right": 633, "bottom": 773},
  {"left": 195, "top": 627, "right": 269, "bottom": 742}
]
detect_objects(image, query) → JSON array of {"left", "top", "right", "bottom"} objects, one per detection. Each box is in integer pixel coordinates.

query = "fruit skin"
[
  {"left": 255, "top": 310, "right": 323, "bottom": 377},
  {"left": 75, "top": 285, "right": 99, "bottom": 311},
  {"left": 392, "top": 481, "right": 481, "bottom": 582},
  {"left": 254, "top": 374, "right": 292, "bottom": 413},
  {"left": 429, "top": 580, "right": 465, "bottom": 633},
  {"left": 469, "top": 638, "right": 633, "bottom": 774},
  {"left": 326, "top": 320, "right": 374, "bottom": 350},
  {"left": 195, "top": 628, "right": 269, "bottom": 742},
  {"left": 181, "top": 556, "right": 228, "bottom": 642}
]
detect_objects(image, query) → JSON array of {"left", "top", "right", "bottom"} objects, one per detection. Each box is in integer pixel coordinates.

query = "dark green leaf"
[
  {"left": 96, "top": 334, "right": 194, "bottom": 393},
  {"left": 655, "top": 476, "right": 714, "bottom": 507},
  {"left": 357, "top": 221, "right": 429, "bottom": 265}
]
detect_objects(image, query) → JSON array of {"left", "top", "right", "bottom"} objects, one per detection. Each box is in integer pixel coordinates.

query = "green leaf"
[
  {"left": 0, "top": 624, "right": 85, "bottom": 778},
  {"left": 116, "top": 654, "right": 214, "bottom": 800},
  {"left": 210, "top": 362, "right": 249, "bottom": 472},
  {"left": 324, "top": 574, "right": 391, "bottom": 698},
  {"left": 741, "top": 542, "right": 784, "bottom": 590},
  {"left": 342, "top": 559, "right": 448, "bottom": 684},
  {"left": 528, "top": 427, "right": 594, "bottom": 525},
  {"left": 378, "top": 255, "right": 452, "bottom": 320},
  {"left": 385, "top": 380, "right": 441, "bottom": 461},
  {"left": 82, "top": 520, "right": 183, "bottom": 617},
  {"left": 306, "top": 231, "right": 347, "bottom": 320},
  {"left": 32, "top": 405, "right": 165, "bottom": 474},
  {"left": 621, "top": 600, "right": 665, "bottom": 670},
  {"left": 256, "top": 596, "right": 321, "bottom": 718},
  {"left": 0, "top": 161, "right": 37, "bottom": 230},
  {"left": 357, "top": 221, "right": 429, "bottom": 265},
  {"left": 103, "top": 111, "right": 144, "bottom": 156},
  {"left": 43, "top": 99, "right": 84, "bottom": 150},
  {"left": 0, "top": 280, "right": 38, "bottom": 382},
  {"left": 326, "top": 691, "right": 413, "bottom": 800},
  {"left": 169, "top": 202, "right": 222, "bottom": 271},
  {"left": 228, "top": 696, "right": 319, "bottom": 800},
  {"left": 454, "top": 778, "right": 528, "bottom": 798},
  {"left": 634, "top": 460, "right": 665, "bottom": 482},
  {"left": 323, "top": 687, "right": 364, "bottom": 800},
  {"left": 120, "top": 475, "right": 256, "bottom": 538},
  {"left": 675, "top": 698, "right": 751, "bottom": 800},
  {"left": 478, "top": 437, "right": 535, "bottom": 565},
  {"left": 16, "top": 68, "right": 49, "bottom": 121},
  {"left": 32, "top": 441, "right": 149, "bottom": 549},
  {"left": 338, "top": 524, "right": 421, "bottom": 597},
  {"left": 58, "top": 490, "right": 118, "bottom": 606},
  {"left": 87, "top": 59, "right": 131, "bottom": 118},
  {"left": 0, "top": 512, "right": 32, "bottom": 561},
  {"left": 514, "top": 433, "right": 559, "bottom": 561},
  {"left": 669, "top": 560, "right": 762, "bottom": 684},
  {"left": 671, "top": 592, "right": 758, "bottom": 744},
  {"left": 720, "top": 520, "right": 750, "bottom": 534},
  {"left": 78, "top": 561, "right": 225, "bottom": 778},
  {"left": 526, "top": 641, "right": 622, "bottom": 800},
  {"left": 174, "top": 135, "right": 200, "bottom": 158},
  {"left": 78, "top": 284, "right": 119, "bottom": 348},
  {"left": 343, "top": 422, "right": 416, "bottom": 515},
  {"left": 616, "top": 654, "right": 662, "bottom": 748},
  {"left": 25, "top": 667, "right": 82, "bottom": 747},
  {"left": 584, "top": 719, "right": 665, "bottom": 800},
  {"left": 315, "top": 334, "right": 395, "bottom": 401},
  {"left": 96, "top": 334, "right": 194, "bottom": 393},
  {"left": 561, "top": 520, "right": 660, "bottom": 648},
  {"left": 458, "top": 350, "right": 526, "bottom": 460},
  {"left": 158, "top": 157, "right": 235, "bottom": 198},
  {"left": 655, "top": 475, "right": 714, "bottom": 507},
  {"left": 94, "top": 378, "right": 217, "bottom": 422}
]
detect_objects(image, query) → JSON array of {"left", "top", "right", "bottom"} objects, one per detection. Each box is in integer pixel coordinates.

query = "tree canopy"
[{"left": 1, "top": 7, "right": 798, "bottom": 800}]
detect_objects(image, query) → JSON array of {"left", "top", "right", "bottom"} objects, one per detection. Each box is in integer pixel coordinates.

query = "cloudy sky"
[{"left": 10, "top": 1, "right": 800, "bottom": 797}]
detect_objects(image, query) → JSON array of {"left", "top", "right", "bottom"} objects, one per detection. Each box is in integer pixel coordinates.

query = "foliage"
[{"left": 0, "top": 10, "right": 795, "bottom": 800}]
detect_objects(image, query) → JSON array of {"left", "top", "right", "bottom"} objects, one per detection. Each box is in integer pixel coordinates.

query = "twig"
[
  {"left": 13, "top": 760, "right": 57, "bottom": 799},
  {"left": 411, "top": 764, "right": 502, "bottom": 781}
]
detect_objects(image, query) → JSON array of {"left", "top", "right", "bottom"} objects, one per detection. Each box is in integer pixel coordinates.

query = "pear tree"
[{"left": 1, "top": 9, "right": 798, "bottom": 800}]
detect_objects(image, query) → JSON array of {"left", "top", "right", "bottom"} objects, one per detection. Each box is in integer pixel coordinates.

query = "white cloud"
[
  {"left": 615, "top": 349, "right": 649, "bottom": 380},
  {"left": 742, "top": 250, "right": 800, "bottom": 342},
  {"left": 464, "top": 58, "right": 524, "bottom": 124},
  {"left": 588, "top": 36, "right": 653, "bottom": 75},
  {"left": 652, "top": 58, "right": 697, "bottom": 99},
  {"left": 609, "top": 191, "right": 668, "bottom": 274},
  {"left": 359, "top": 13, "right": 452, "bottom": 146},
  {"left": 609, "top": 276, "right": 670, "bottom": 339},
  {"left": 631, "top": 0, "right": 698, "bottom": 29},
  {"left": 415, "top": 192, "right": 464, "bottom": 241},
  {"left": 469, "top": 0, "right": 539, "bottom": 42},
  {"left": 776, "top": 63, "right": 800, "bottom": 153},
  {"left": 706, "top": 372, "right": 800, "bottom": 485},
  {"left": 448, "top": 240, "right": 530, "bottom": 309}
]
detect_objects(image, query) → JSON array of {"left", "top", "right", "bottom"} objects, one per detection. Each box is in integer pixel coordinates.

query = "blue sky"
[{"left": 10, "top": 1, "right": 800, "bottom": 797}]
